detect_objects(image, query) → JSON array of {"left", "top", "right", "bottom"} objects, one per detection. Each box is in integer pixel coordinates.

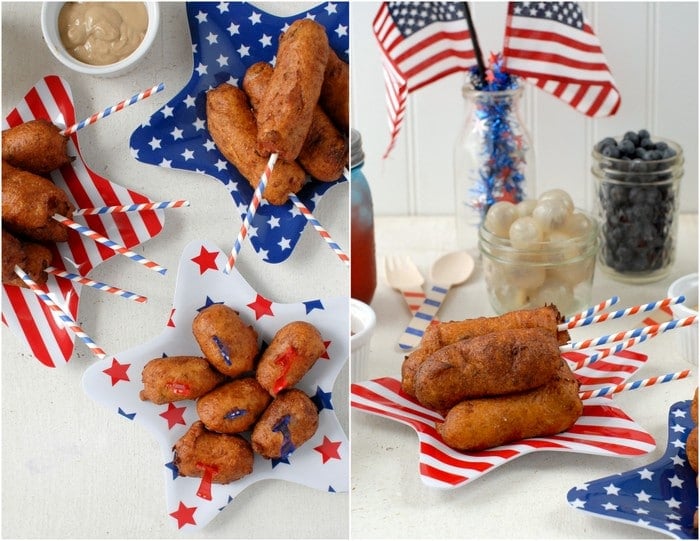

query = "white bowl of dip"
[
  {"left": 350, "top": 299, "right": 376, "bottom": 382},
  {"left": 41, "top": 2, "right": 160, "bottom": 78},
  {"left": 667, "top": 273, "right": 698, "bottom": 365}
]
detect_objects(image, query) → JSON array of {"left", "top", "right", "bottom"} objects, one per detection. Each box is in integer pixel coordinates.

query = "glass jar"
[
  {"left": 350, "top": 129, "right": 377, "bottom": 304},
  {"left": 592, "top": 137, "right": 683, "bottom": 283},
  {"left": 454, "top": 85, "right": 534, "bottom": 247},
  {"left": 479, "top": 208, "right": 599, "bottom": 317}
]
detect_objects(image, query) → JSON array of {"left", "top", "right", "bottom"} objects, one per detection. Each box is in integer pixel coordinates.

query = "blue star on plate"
[
  {"left": 82, "top": 239, "right": 349, "bottom": 531},
  {"left": 567, "top": 400, "right": 698, "bottom": 539},
  {"left": 129, "top": 2, "right": 349, "bottom": 264}
]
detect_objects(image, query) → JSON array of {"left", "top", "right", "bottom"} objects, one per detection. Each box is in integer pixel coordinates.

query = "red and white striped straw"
[
  {"left": 45, "top": 267, "right": 147, "bottom": 303},
  {"left": 73, "top": 199, "right": 190, "bottom": 216},
  {"left": 559, "top": 296, "right": 684, "bottom": 331},
  {"left": 225, "top": 152, "right": 278, "bottom": 273},
  {"left": 14, "top": 266, "right": 106, "bottom": 359},
  {"left": 60, "top": 82, "right": 165, "bottom": 136},
  {"left": 561, "top": 315, "right": 697, "bottom": 353},
  {"left": 563, "top": 296, "right": 620, "bottom": 327},
  {"left": 579, "top": 369, "right": 691, "bottom": 401},
  {"left": 53, "top": 213, "right": 167, "bottom": 275},
  {"left": 288, "top": 193, "right": 349, "bottom": 266}
]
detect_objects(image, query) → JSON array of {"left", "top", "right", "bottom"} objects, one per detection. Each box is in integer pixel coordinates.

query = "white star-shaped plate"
[
  {"left": 2, "top": 76, "right": 166, "bottom": 368},
  {"left": 82, "top": 240, "right": 349, "bottom": 531}
]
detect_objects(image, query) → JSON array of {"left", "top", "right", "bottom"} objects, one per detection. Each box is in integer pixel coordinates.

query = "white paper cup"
[
  {"left": 668, "top": 273, "right": 698, "bottom": 364},
  {"left": 350, "top": 299, "right": 376, "bottom": 382}
]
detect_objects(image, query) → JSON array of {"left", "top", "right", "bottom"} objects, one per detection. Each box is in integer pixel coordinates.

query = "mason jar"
[{"left": 592, "top": 137, "right": 683, "bottom": 283}]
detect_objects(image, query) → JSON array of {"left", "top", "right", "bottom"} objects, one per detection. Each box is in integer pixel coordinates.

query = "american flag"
[
  {"left": 373, "top": 2, "right": 476, "bottom": 158},
  {"left": 503, "top": 1, "right": 621, "bottom": 117}
]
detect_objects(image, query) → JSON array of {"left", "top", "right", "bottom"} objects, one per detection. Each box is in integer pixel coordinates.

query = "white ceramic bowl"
[
  {"left": 350, "top": 299, "right": 376, "bottom": 382},
  {"left": 667, "top": 273, "right": 698, "bottom": 364},
  {"left": 41, "top": 2, "right": 160, "bottom": 78}
]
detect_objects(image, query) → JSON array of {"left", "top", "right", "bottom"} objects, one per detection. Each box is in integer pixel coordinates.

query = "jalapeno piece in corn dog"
[
  {"left": 319, "top": 48, "right": 349, "bottom": 135},
  {"left": 401, "top": 304, "right": 570, "bottom": 397},
  {"left": 192, "top": 303, "right": 259, "bottom": 379},
  {"left": 414, "top": 328, "right": 562, "bottom": 412},
  {"left": 436, "top": 359, "right": 583, "bottom": 451},
  {"left": 2, "top": 119, "right": 72, "bottom": 174},
  {"left": 243, "top": 61, "right": 347, "bottom": 182},
  {"left": 1, "top": 229, "right": 53, "bottom": 287},
  {"left": 256, "top": 19, "right": 330, "bottom": 161},
  {"left": 251, "top": 388, "right": 319, "bottom": 459},
  {"left": 196, "top": 377, "right": 272, "bottom": 434},
  {"left": 256, "top": 320, "right": 326, "bottom": 396},
  {"left": 206, "top": 83, "right": 306, "bottom": 205},
  {"left": 2, "top": 161, "right": 75, "bottom": 243},
  {"left": 139, "top": 356, "right": 226, "bottom": 405},
  {"left": 174, "top": 421, "right": 254, "bottom": 484}
]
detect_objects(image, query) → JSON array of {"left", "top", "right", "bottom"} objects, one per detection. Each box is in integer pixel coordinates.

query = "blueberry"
[
  {"left": 596, "top": 137, "right": 617, "bottom": 151},
  {"left": 602, "top": 145, "right": 621, "bottom": 158},
  {"left": 654, "top": 141, "right": 668, "bottom": 151},
  {"left": 623, "top": 131, "right": 640, "bottom": 146},
  {"left": 661, "top": 147, "right": 677, "bottom": 159},
  {"left": 644, "top": 150, "right": 663, "bottom": 161},
  {"left": 638, "top": 129, "right": 651, "bottom": 140},
  {"left": 618, "top": 139, "right": 635, "bottom": 156},
  {"left": 640, "top": 137, "right": 655, "bottom": 150}
]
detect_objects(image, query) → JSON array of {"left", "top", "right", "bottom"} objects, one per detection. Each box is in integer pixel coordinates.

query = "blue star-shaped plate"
[
  {"left": 82, "top": 240, "right": 349, "bottom": 531},
  {"left": 129, "top": 2, "right": 349, "bottom": 264},
  {"left": 567, "top": 400, "right": 698, "bottom": 538}
]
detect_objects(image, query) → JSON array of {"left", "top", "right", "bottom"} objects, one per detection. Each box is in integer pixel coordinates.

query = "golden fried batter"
[
  {"left": 687, "top": 427, "right": 697, "bottom": 472},
  {"left": 436, "top": 360, "right": 582, "bottom": 451},
  {"left": 2, "top": 119, "right": 72, "bottom": 174},
  {"left": 256, "top": 320, "right": 325, "bottom": 396},
  {"left": 414, "top": 328, "right": 562, "bottom": 412},
  {"left": 2, "top": 230, "right": 53, "bottom": 287},
  {"left": 319, "top": 48, "right": 349, "bottom": 135},
  {"left": 174, "top": 421, "right": 254, "bottom": 484},
  {"left": 139, "top": 356, "right": 225, "bottom": 405},
  {"left": 196, "top": 377, "right": 271, "bottom": 434},
  {"left": 192, "top": 304, "right": 259, "bottom": 379},
  {"left": 251, "top": 388, "right": 319, "bottom": 459}
]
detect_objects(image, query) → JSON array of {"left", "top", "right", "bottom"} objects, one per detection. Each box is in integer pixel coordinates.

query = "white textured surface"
[
  {"left": 352, "top": 213, "right": 698, "bottom": 539},
  {"left": 1, "top": 2, "right": 348, "bottom": 538}
]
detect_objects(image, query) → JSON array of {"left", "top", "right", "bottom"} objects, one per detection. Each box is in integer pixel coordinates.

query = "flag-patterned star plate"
[
  {"left": 567, "top": 399, "right": 698, "bottom": 539},
  {"left": 2, "top": 76, "right": 166, "bottom": 368},
  {"left": 129, "top": 1, "right": 349, "bottom": 264},
  {"left": 82, "top": 239, "right": 349, "bottom": 531},
  {"left": 351, "top": 349, "right": 656, "bottom": 489}
]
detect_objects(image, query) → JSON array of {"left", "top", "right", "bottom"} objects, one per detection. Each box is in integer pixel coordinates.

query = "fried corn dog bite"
[
  {"left": 251, "top": 388, "right": 319, "bottom": 459},
  {"left": 688, "top": 427, "right": 697, "bottom": 472},
  {"left": 319, "top": 48, "right": 349, "bottom": 135},
  {"left": 414, "top": 328, "right": 562, "bottom": 412},
  {"left": 206, "top": 83, "right": 306, "bottom": 205},
  {"left": 196, "top": 377, "right": 272, "bottom": 434},
  {"left": 139, "top": 356, "right": 225, "bottom": 405},
  {"left": 256, "top": 19, "right": 330, "bottom": 161},
  {"left": 2, "top": 230, "right": 53, "bottom": 287},
  {"left": 174, "top": 421, "right": 254, "bottom": 484},
  {"left": 2, "top": 119, "right": 72, "bottom": 174},
  {"left": 256, "top": 320, "right": 326, "bottom": 396},
  {"left": 436, "top": 359, "right": 583, "bottom": 451},
  {"left": 401, "top": 304, "right": 570, "bottom": 397},
  {"left": 2, "top": 161, "right": 75, "bottom": 242},
  {"left": 243, "top": 61, "right": 347, "bottom": 182},
  {"left": 192, "top": 304, "right": 259, "bottom": 379}
]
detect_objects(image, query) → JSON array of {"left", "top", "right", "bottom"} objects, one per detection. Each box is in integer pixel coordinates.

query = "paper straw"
[
  {"left": 571, "top": 331, "right": 660, "bottom": 370},
  {"left": 579, "top": 369, "right": 691, "bottom": 401},
  {"left": 560, "top": 296, "right": 684, "bottom": 331},
  {"left": 563, "top": 296, "right": 620, "bottom": 327},
  {"left": 60, "top": 82, "right": 165, "bottom": 136},
  {"left": 74, "top": 200, "right": 190, "bottom": 216},
  {"left": 288, "top": 193, "right": 349, "bottom": 266},
  {"left": 14, "top": 266, "right": 106, "bottom": 359},
  {"left": 225, "top": 152, "right": 278, "bottom": 273},
  {"left": 53, "top": 214, "right": 167, "bottom": 275},
  {"left": 45, "top": 267, "right": 147, "bottom": 303},
  {"left": 561, "top": 315, "right": 697, "bottom": 353}
]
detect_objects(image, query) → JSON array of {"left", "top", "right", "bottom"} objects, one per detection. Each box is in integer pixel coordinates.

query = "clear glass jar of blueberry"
[{"left": 593, "top": 130, "right": 684, "bottom": 283}]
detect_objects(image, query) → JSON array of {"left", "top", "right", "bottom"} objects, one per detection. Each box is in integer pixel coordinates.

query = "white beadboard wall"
[{"left": 350, "top": 1, "right": 699, "bottom": 216}]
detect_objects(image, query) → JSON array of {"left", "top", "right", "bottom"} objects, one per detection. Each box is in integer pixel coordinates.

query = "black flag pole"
[{"left": 463, "top": 2, "right": 487, "bottom": 86}]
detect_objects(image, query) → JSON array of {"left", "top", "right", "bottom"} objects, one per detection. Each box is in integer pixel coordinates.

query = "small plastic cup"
[
  {"left": 350, "top": 299, "right": 376, "bottom": 382},
  {"left": 667, "top": 273, "right": 698, "bottom": 364}
]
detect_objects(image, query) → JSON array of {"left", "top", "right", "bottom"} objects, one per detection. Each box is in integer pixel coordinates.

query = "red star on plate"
[
  {"left": 190, "top": 246, "right": 219, "bottom": 274},
  {"left": 167, "top": 308, "right": 176, "bottom": 327},
  {"left": 159, "top": 402, "right": 188, "bottom": 429},
  {"left": 247, "top": 294, "right": 274, "bottom": 320},
  {"left": 169, "top": 501, "right": 197, "bottom": 529},
  {"left": 314, "top": 435, "right": 342, "bottom": 464},
  {"left": 102, "top": 358, "right": 130, "bottom": 386},
  {"left": 320, "top": 340, "right": 331, "bottom": 360}
]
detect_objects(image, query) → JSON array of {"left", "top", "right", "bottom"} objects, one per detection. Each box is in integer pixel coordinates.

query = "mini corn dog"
[
  {"left": 2, "top": 119, "right": 72, "bottom": 174},
  {"left": 1, "top": 229, "right": 52, "bottom": 287},
  {"left": 319, "top": 48, "right": 349, "bottom": 135}
]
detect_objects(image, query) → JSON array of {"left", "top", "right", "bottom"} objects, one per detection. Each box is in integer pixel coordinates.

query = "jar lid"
[{"left": 351, "top": 129, "right": 364, "bottom": 167}]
